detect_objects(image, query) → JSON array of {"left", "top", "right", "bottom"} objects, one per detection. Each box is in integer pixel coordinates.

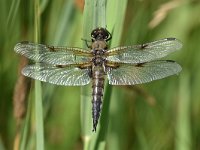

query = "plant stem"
[{"left": 34, "top": 0, "right": 44, "bottom": 149}]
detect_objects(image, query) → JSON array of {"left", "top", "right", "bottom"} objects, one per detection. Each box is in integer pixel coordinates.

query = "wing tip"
[
  {"left": 14, "top": 41, "right": 30, "bottom": 53},
  {"left": 168, "top": 60, "right": 182, "bottom": 74},
  {"left": 166, "top": 37, "right": 183, "bottom": 49},
  {"left": 166, "top": 60, "right": 182, "bottom": 71},
  {"left": 21, "top": 66, "right": 31, "bottom": 77},
  {"left": 177, "top": 64, "right": 182, "bottom": 73},
  {"left": 14, "top": 43, "right": 21, "bottom": 53}
]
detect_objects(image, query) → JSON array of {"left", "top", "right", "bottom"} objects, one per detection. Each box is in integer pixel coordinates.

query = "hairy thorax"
[
  {"left": 91, "top": 40, "right": 107, "bottom": 67},
  {"left": 91, "top": 40, "right": 107, "bottom": 50}
]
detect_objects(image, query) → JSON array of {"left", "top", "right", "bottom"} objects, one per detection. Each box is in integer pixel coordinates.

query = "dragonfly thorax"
[
  {"left": 91, "top": 40, "right": 107, "bottom": 50},
  {"left": 92, "top": 49, "right": 105, "bottom": 66},
  {"left": 92, "top": 57, "right": 105, "bottom": 66},
  {"left": 92, "top": 43, "right": 106, "bottom": 66}
]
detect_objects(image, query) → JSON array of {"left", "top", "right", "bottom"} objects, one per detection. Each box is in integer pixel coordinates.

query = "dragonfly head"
[{"left": 91, "top": 28, "right": 112, "bottom": 42}]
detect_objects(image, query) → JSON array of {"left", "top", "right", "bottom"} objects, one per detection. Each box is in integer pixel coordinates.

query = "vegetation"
[{"left": 1, "top": 0, "right": 200, "bottom": 149}]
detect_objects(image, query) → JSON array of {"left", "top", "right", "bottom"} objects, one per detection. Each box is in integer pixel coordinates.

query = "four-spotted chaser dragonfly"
[{"left": 14, "top": 28, "right": 182, "bottom": 132}]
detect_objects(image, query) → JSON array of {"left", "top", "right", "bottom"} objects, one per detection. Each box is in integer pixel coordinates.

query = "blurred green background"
[{"left": 1, "top": 0, "right": 200, "bottom": 149}]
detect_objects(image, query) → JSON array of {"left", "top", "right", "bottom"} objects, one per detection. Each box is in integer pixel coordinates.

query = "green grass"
[
  {"left": 1, "top": 0, "right": 200, "bottom": 150},
  {"left": 81, "top": 1, "right": 109, "bottom": 149},
  {"left": 34, "top": 0, "right": 44, "bottom": 149}
]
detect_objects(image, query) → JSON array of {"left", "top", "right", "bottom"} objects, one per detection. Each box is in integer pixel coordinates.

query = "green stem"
[
  {"left": 34, "top": 0, "right": 44, "bottom": 150},
  {"left": 19, "top": 95, "right": 32, "bottom": 150},
  {"left": 81, "top": 0, "right": 109, "bottom": 150},
  {"left": 81, "top": 0, "right": 94, "bottom": 148},
  {"left": 93, "top": 0, "right": 106, "bottom": 28}
]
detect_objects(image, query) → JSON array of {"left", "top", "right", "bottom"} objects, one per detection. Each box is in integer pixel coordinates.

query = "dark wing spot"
[
  {"left": 166, "top": 60, "right": 176, "bottom": 63},
  {"left": 56, "top": 65, "right": 67, "bottom": 68},
  {"left": 166, "top": 37, "right": 176, "bottom": 41},
  {"left": 135, "top": 62, "right": 146, "bottom": 67},
  {"left": 140, "top": 44, "right": 148, "bottom": 49},
  {"left": 78, "top": 65, "right": 87, "bottom": 69},
  {"left": 47, "top": 45, "right": 55, "bottom": 52},
  {"left": 20, "top": 41, "right": 29, "bottom": 44},
  {"left": 105, "top": 62, "right": 120, "bottom": 69}
]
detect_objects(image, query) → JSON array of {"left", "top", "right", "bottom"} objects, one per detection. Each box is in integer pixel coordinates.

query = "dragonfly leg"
[
  {"left": 81, "top": 38, "right": 92, "bottom": 48},
  {"left": 106, "top": 30, "right": 112, "bottom": 42}
]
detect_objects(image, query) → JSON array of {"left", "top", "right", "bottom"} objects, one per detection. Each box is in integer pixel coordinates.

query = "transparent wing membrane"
[
  {"left": 106, "top": 38, "right": 182, "bottom": 64},
  {"left": 14, "top": 41, "right": 92, "bottom": 65},
  {"left": 107, "top": 60, "right": 182, "bottom": 85},
  {"left": 22, "top": 64, "right": 91, "bottom": 86},
  {"left": 15, "top": 37, "right": 182, "bottom": 87}
]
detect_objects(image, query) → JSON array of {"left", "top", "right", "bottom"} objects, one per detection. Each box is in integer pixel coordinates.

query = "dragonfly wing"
[
  {"left": 22, "top": 64, "right": 91, "bottom": 86},
  {"left": 14, "top": 41, "right": 91, "bottom": 65},
  {"left": 106, "top": 38, "right": 182, "bottom": 64},
  {"left": 107, "top": 60, "right": 182, "bottom": 85}
]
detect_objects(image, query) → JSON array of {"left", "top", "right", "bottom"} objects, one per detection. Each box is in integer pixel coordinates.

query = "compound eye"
[
  {"left": 91, "top": 29, "right": 98, "bottom": 38},
  {"left": 91, "top": 33, "right": 95, "bottom": 38}
]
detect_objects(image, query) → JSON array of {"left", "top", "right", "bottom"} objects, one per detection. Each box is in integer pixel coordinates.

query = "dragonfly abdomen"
[{"left": 91, "top": 67, "right": 105, "bottom": 132}]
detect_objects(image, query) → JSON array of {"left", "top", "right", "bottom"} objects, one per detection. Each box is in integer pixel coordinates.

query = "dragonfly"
[{"left": 14, "top": 27, "right": 182, "bottom": 132}]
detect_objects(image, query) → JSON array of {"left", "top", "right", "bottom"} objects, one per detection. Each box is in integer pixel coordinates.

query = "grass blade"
[
  {"left": 81, "top": 0, "right": 108, "bottom": 149},
  {"left": 34, "top": 0, "right": 44, "bottom": 149},
  {"left": 19, "top": 94, "right": 32, "bottom": 150},
  {"left": 81, "top": 0, "right": 94, "bottom": 148},
  {"left": 7, "top": 0, "right": 21, "bottom": 28},
  {"left": 93, "top": 0, "right": 106, "bottom": 28},
  {"left": 175, "top": 71, "right": 192, "bottom": 150}
]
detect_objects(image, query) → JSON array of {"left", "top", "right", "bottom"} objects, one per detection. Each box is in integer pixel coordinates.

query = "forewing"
[
  {"left": 107, "top": 60, "right": 182, "bottom": 85},
  {"left": 14, "top": 41, "right": 91, "bottom": 65},
  {"left": 106, "top": 38, "right": 182, "bottom": 64},
  {"left": 22, "top": 64, "right": 91, "bottom": 86}
]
